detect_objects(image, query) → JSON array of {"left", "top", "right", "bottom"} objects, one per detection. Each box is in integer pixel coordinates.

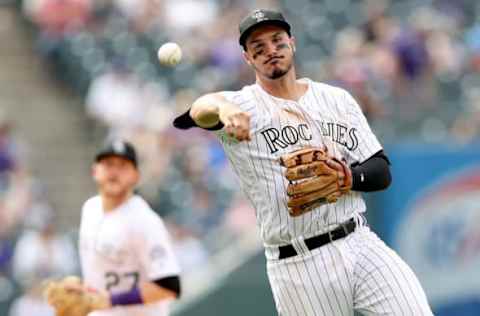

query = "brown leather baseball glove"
[
  {"left": 43, "top": 276, "right": 110, "bottom": 316},
  {"left": 280, "top": 147, "right": 352, "bottom": 217}
]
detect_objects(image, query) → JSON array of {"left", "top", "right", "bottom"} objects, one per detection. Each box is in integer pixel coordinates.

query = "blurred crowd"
[
  {"left": 0, "top": 110, "right": 78, "bottom": 316},
  {"left": 17, "top": 0, "right": 480, "bottom": 143},
  {"left": 1, "top": 0, "right": 479, "bottom": 314}
]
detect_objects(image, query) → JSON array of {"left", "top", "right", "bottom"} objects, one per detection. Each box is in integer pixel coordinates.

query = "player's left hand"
[
  {"left": 86, "top": 287, "right": 111, "bottom": 310},
  {"left": 280, "top": 148, "right": 353, "bottom": 217},
  {"left": 325, "top": 158, "right": 352, "bottom": 191},
  {"left": 43, "top": 276, "right": 110, "bottom": 316}
]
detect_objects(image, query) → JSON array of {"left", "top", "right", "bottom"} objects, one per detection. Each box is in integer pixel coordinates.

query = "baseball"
[{"left": 157, "top": 42, "right": 182, "bottom": 67}]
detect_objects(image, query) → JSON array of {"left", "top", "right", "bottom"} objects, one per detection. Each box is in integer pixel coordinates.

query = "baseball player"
[
  {"left": 77, "top": 140, "right": 181, "bottom": 316},
  {"left": 173, "top": 9, "right": 433, "bottom": 316}
]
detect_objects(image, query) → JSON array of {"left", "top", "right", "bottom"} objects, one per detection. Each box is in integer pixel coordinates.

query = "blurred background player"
[{"left": 79, "top": 140, "right": 181, "bottom": 316}]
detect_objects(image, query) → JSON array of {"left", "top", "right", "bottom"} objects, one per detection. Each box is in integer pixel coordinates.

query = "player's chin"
[
  {"left": 263, "top": 62, "right": 290, "bottom": 79},
  {"left": 268, "top": 68, "right": 289, "bottom": 79},
  {"left": 103, "top": 183, "right": 127, "bottom": 197}
]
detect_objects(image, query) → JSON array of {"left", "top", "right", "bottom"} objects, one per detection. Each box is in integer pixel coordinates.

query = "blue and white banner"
[{"left": 375, "top": 144, "right": 480, "bottom": 315}]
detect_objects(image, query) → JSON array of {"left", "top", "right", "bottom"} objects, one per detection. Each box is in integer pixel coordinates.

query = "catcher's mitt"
[
  {"left": 280, "top": 147, "right": 352, "bottom": 217},
  {"left": 43, "top": 276, "right": 109, "bottom": 316}
]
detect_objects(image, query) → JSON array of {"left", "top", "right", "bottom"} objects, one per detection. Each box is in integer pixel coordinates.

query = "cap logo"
[
  {"left": 113, "top": 141, "right": 126, "bottom": 153},
  {"left": 253, "top": 10, "right": 266, "bottom": 22}
]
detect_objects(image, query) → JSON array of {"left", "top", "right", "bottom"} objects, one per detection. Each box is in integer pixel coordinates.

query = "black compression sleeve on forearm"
[
  {"left": 153, "top": 276, "right": 181, "bottom": 298},
  {"left": 173, "top": 109, "right": 224, "bottom": 130},
  {"left": 350, "top": 151, "right": 392, "bottom": 192}
]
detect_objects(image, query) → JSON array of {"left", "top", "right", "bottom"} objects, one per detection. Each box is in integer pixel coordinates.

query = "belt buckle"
[{"left": 328, "top": 223, "right": 349, "bottom": 242}]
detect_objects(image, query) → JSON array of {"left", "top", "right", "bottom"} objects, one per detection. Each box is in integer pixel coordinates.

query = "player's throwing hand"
[
  {"left": 220, "top": 108, "right": 251, "bottom": 142},
  {"left": 189, "top": 93, "right": 252, "bottom": 141}
]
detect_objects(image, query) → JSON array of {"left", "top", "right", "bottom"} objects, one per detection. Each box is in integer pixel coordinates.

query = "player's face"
[
  {"left": 243, "top": 25, "right": 295, "bottom": 80},
  {"left": 92, "top": 156, "right": 139, "bottom": 198}
]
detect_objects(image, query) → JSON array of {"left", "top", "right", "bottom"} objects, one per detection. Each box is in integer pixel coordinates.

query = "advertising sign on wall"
[{"left": 377, "top": 145, "right": 480, "bottom": 315}]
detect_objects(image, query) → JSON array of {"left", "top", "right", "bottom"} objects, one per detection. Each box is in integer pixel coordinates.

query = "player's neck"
[
  {"left": 257, "top": 68, "right": 306, "bottom": 101},
  {"left": 101, "top": 192, "right": 133, "bottom": 213}
]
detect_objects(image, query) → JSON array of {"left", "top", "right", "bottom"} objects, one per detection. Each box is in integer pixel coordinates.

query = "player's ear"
[
  {"left": 91, "top": 164, "right": 99, "bottom": 181},
  {"left": 132, "top": 168, "right": 140, "bottom": 185},
  {"left": 242, "top": 50, "right": 253, "bottom": 66},
  {"left": 290, "top": 36, "right": 296, "bottom": 53}
]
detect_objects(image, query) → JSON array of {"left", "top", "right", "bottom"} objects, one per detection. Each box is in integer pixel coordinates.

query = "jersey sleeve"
[
  {"left": 134, "top": 212, "right": 180, "bottom": 280},
  {"left": 343, "top": 91, "right": 383, "bottom": 164},
  {"left": 173, "top": 88, "right": 252, "bottom": 130},
  {"left": 219, "top": 89, "right": 256, "bottom": 114},
  {"left": 78, "top": 202, "right": 88, "bottom": 278}
]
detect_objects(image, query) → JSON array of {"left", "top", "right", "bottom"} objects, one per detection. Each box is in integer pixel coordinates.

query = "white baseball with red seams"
[{"left": 157, "top": 42, "right": 182, "bottom": 67}]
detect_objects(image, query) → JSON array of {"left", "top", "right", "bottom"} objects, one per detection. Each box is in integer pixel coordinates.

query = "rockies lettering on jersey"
[
  {"left": 217, "top": 78, "right": 383, "bottom": 249},
  {"left": 260, "top": 123, "right": 359, "bottom": 154},
  {"left": 260, "top": 124, "right": 312, "bottom": 153}
]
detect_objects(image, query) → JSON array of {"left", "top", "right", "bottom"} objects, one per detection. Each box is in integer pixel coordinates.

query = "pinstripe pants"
[{"left": 266, "top": 226, "right": 433, "bottom": 316}]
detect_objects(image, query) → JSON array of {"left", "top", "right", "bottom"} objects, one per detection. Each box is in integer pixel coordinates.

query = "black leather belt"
[{"left": 278, "top": 219, "right": 356, "bottom": 259}]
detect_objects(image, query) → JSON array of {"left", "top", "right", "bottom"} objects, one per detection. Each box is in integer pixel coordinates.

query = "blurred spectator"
[
  {"left": 163, "top": 0, "right": 218, "bottom": 33},
  {"left": 25, "top": 0, "right": 91, "bottom": 62},
  {"left": 35, "top": 0, "right": 90, "bottom": 35},
  {"left": 363, "top": 0, "right": 396, "bottom": 44},
  {"left": 0, "top": 120, "right": 17, "bottom": 178},
  {"left": 451, "top": 85, "right": 480, "bottom": 143},
  {"left": 169, "top": 222, "right": 209, "bottom": 274},
  {"left": 392, "top": 28, "right": 430, "bottom": 82},
  {"left": 222, "top": 193, "right": 257, "bottom": 237},
  {"left": 330, "top": 27, "right": 388, "bottom": 120},
  {"left": 0, "top": 171, "right": 31, "bottom": 239},
  {"left": 0, "top": 237, "right": 14, "bottom": 274},
  {"left": 115, "top": 0, "right": 165, "bottom": 33},
  {"left": 21, "top": 0, "right": 45, "bottom": 21},
  {"left": 12, "top": 205, "right": 77, "bottom": 289},
  {"left": 9, "top": 285, "right": 54, "bottom": 316},
  {"left": 465, "top": 23, "right": 480, "bottom": 72},
  {"left": 0, "top": 112, "right": 30, "bottom": 239},
  {"left": 85, "top": 60, "right": 147, "bottom": 138},
  {"left": 0, "top": 115, "right": 18, "bottom": 202}
]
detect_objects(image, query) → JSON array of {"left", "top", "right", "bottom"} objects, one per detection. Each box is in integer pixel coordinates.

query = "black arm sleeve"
[
  {"left": 173, "top": 109, "right": 224, "bottom": 130},
  {"left": 153, "top": 276, "right": 181, "bottom": 298},
  {"left": 350, "top": 150, "right": 392, "bottom": 192}
]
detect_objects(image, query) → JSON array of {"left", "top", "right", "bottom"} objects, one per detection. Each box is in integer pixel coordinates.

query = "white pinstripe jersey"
[
  {"left": 217, "top": 78, "right": 382, "bottom": 248},
  {"left": 79, "top": 195, "right": 180, "bottom": 316}
]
